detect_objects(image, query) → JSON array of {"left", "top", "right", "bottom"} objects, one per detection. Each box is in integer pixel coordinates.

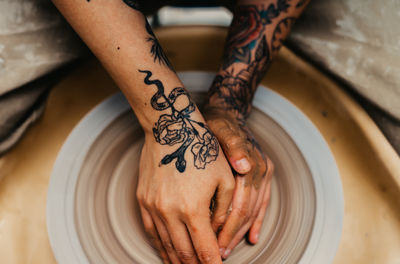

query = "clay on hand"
[{"left": 204, "top": 106, "right": 274, "bottom": 259}]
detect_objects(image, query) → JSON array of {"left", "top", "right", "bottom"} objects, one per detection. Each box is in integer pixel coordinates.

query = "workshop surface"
[{"left": 0, "top": 26, "right": 399, "bottom": 264}]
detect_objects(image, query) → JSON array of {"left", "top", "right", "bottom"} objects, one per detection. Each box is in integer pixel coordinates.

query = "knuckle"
[
  {"left": 162, "top": 240, "right": 174, "bottom": 253},
  {"left": 197, "top": 250, "right": 214, "bottom": 263},
  {"left": 135, "top": 191, "right": 142, "bottom": 201},
  {"left": 206, "top": 118, "right": 222, "bottom": 128},
  {"left": 225, "top": 136, "right": 244, "bottom": 150},
  {"left": 181, "top": 203, "right": 200, "bottom": 219},
  {"left": 211, "top": 120, "right": 229, "bottom": 133},
  {"left": 142, "top": 198, "right": 153, "bottom": 210},
  {"left": 235, "top": 206, "right": 249, "bottom": 218},
  {"left": 213, "top": 214, "right": 226, "bottom": 227},
  {"left": 155, "top": 200, "right": 171, "bottom": 215},
  {"left": 176, "top": 250, "right": 196, "bottom": 262},
  {"left": 136, "top": 191, "right": 147, "bottom": 205}
]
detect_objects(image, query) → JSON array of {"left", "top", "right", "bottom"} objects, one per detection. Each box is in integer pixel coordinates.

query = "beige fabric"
[
  {"left": 290, "top": 0, "right": 400, "bottom": 120},
  {"left": 0, "top": 0, "right": 84, "bottom": 96},
  {"left": 0, "top": 0, "right": 86, "bottom": 154}
]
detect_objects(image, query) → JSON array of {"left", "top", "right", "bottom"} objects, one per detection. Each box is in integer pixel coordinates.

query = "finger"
[
  {"left": 249, "top": 180, "right": 272, "bottom": 244},
  {"left": 224, "top": 220, "right": 253, "bottom": 258},
  {"left": 164, "top": 218, "right": 199, "bottom": 264},
  {"left": 248, "top": 158, "right": 274, "bottom": 242},
  {"left": 251, "top": 176, "right": 268, "bottom": 220},
  {"left": 185, "top": 213, "right": 222, "bottom": 264},
  {"left": 152, "top": 213, "right": 181, "bottom": 264},
  {"left": 222, "top": 184, "right": 259, "bottom": 258},
  {"left": 211, "top": 178, "right": 235, "bottom": 233},
  {"left": 247, "top": 177, "right": 268, "bottom": 244},
  {"left": 212, "top": 124, "right": 252, "bottom": 174},
  {"left": 217, "top": 177, "right": 251, "bottom": 256},
  {"left": 139, "top": 205, "right": 170, "bottom": 263}
]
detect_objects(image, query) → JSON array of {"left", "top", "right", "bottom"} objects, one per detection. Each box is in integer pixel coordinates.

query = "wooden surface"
[{"left": 0, "top": 26, "right": 399, "bottom": 263}]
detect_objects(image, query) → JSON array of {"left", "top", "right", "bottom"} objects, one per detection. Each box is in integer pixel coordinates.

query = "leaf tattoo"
[
  {"left": 145, "top": 21, "right": 174, "bottom": 71},
  {"left": 122, "top": 0, "right": 174, "bottom": 71},
  {"left": 139, "top": 70, "right": 219, "bottom": 172}
]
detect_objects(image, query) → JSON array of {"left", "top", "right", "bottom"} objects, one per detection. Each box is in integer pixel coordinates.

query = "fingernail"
[
  {"left": 255, "top": 233, "right": 259, "bottom": 243},
  {"left": 219, "top": 248, "right": 225, "bottom": 256},
  {"left": 235, "top": 158, "right": 251, "bottom": 172},
  {"left": 223, "top": 249, "right": 231, "bottom": 258}
]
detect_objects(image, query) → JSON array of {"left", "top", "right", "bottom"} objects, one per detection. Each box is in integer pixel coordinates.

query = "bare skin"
[
  {"left": 52, "top": 0, "right": 309, "bottom": 262},
  {"left": 139, "top": 126, "right": 235, "bottom": 264},
  {"left": 203, "top": 107, "right": 274, "bottom": 258},
  {"left": 51, "top": 1, "right": 235, "bottom": 263}
]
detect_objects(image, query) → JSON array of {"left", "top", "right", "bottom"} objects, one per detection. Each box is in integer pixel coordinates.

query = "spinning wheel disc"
[{"left": 47, "top": 72, "right": 343, "bottom": 264}]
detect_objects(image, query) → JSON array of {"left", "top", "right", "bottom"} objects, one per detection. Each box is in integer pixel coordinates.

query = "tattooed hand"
[
  {"left": 136, "top": 70, "right": 236, "bottom": 264},
  {"left": 137, "top": 123, "right": 235, "bottom": 264},
  {"left": 203, "top": 106, "right": 274, "bottom": 259},
  {"left": 204, "top": 0, "right": 309, "bottom": 259}
]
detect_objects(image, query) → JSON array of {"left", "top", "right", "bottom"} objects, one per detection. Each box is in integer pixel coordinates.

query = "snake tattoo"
[{"left": 139, "top": 70, "right": 219, "bottom": 173}]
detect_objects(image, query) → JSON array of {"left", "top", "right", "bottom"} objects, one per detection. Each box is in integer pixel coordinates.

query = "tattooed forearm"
[
  {"left": 222, "top": 2, "right": 289, "bottom": 69},
  {"left": 208, "top": 0, "right": 309, "bottom": 119},
  {"left": 122, "top": 0, "right": 174, "bottom": 71},
  {"left": 209, "top": 34, "right": 269, "bottom": 119},
  {"left": 271, "top": 17, "right": 296, "bottom": 51},
  {"left": 139, "top": 70, "right": 218, "bottom": 172},
  {"left": 144, "top": 21, "right": 174, "bottom": 70}
]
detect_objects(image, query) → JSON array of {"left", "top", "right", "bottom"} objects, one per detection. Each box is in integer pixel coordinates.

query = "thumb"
[
  {"left": 230, "top": 155, "right": 251, "bottom": 175},
  {"left": 210, "top": 119, "right": 253, "bottom": 174},
  {"left": 219, "top": 136, "right": 252, "bottom": 174}
]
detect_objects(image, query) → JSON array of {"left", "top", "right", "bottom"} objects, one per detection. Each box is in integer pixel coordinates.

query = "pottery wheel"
[{"left": 47, "top": 72, "right": 344, "bottom": 264}]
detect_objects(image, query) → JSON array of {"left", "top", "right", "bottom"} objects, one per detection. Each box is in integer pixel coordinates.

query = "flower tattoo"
[
  {"left": 139, "top": 70, "right": 219, "bottom": 172},
  {"left": 191, "top": 132, "right": 219, "bottom": 169},
  {"left": 222, "top": 0, "right": 291, "bottom": 69}
]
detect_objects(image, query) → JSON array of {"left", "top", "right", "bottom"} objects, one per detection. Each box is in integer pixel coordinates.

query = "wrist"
[
  {"left": 203, "top": 103, "right": 246, "bottom": 124},
  {"left": 206, "top": 66, "right": 255, "bottom": 119},
  {"left": 204, "top": 98, "right": 249, "bottom": 122},
  {"left": 137, "top": 99, "right": 207, "bottom": 141},
  {"left": 126, "top": 70, "right": 190, "bottom": 134}
]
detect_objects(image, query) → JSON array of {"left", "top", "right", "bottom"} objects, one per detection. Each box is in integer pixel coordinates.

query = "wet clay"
[
  {"left": 48, "top": 77, "right": 343, "bottom": 263},
  {"left": 73, "top": 93, "right": 316, "bottom": 263}
]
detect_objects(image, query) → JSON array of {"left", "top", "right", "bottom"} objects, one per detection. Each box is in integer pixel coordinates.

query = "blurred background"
[{"left": 0, "top": 0, "right": 399, "bottom": 163}]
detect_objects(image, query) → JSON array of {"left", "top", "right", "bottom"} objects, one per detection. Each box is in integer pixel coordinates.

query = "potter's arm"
[
  {"left": 206, "top": 0, "right": 310, "bottom": 118},
  {"left": 51, "top": 1, "right": 237, "bottom": 263},
  {"left": 52, "top": 0, "right": 183, "bottom": 131},
  {"left": 202, "top": 0, "right": 310, "bottom": 258}
]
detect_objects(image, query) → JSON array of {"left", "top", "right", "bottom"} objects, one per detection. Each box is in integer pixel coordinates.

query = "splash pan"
[{"left": 47, "top": 72, "right": 343, "bottom": 264}]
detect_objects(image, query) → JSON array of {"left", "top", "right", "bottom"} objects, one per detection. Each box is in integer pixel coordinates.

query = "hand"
[
  {"left": 203, "top": 107, "right": 274, "bottom": 259},
  {"left": 137, "top": 129, "right": 235, "bottom": 264}
]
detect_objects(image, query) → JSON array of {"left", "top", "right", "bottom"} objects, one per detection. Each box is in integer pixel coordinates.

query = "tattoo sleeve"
[{"left": 207, "top": 0, "right": 310, "bottom": 119}]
